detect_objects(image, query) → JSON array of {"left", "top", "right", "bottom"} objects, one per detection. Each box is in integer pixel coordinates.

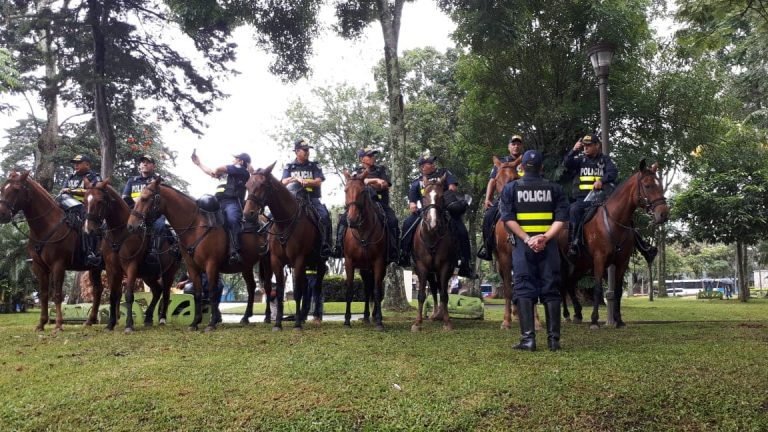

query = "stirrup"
[
  {"left": 476, "top": 246, "right": 492, "bottom": 261},
  {"left": 228, "top": 252, "right": 242, "bottom": 265}
]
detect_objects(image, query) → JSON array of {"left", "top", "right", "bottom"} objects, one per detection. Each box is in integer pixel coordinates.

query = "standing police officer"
[
  {"left": 500, "top": 150, "right": 568, "bottom": 351},
  {"left": 478, "top": 135, "right": 525, "bottom": 261},
  {"left": 192, "top": 151, "right": 251, "bottom": 264},
  {"left": 399, "top": 152, "right": 475, "bottom": 278},
  {"left": 122, "top": 154, "right": 167, "bottom": 258},
  {"left": 281, "top": 138, "right": 332, "bottom": 257},
  {"left": 331, "top": 147, "right": 400, "bottom": 262},
  {"left": 60, "top": 154, "right": 103, "bottom": 266}
]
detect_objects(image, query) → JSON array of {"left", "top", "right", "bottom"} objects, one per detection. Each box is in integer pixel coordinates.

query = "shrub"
[
  {"left": 697, "top": 290, "right": 724, "bottom": 300},
  {"left": 321, "top": 274, "right": 366, "bottom": 302}
]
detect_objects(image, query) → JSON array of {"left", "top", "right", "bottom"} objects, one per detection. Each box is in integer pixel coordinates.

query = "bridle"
[
  {"left": 419, "top": 182, "right": 449, "bottom": 248},
  {"left": 130, "top": 185, "right": 162, "bottom": 231},
  {"left": 344, "top": 180, "right": 369, "bottom": 229},
  {"left": 636, "top": 171, "right": 667, "bottom": 215},
  {"left": 0, "top": 180, "right": 29, "bottom": 216}
]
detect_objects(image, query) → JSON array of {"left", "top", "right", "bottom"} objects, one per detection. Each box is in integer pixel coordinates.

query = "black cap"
[
  {"left": 582, "top": 134, "right": 601, "bottom": 145},
  {"left": 139, "top": 154, "right": 155, "bottom": 163},
  {"left": 293, "top": 138, "right": 312, "bottom": 151},
  {"left": 521, "top": 150, "right": 543, "bottom": 168},
  {"left": 509, "top": 135, "right": 523, "bottom": 143},
  {"left": 233, "top": 153, "right": 251, "bottom": 164},
  {"left": 70, "top": 154, "right": 91, "bottom": 163},
  {"left": 417, "top": 155, "right": 437, "bottom": 165},
  {"left": 357, "top": 147, "right": 380, "bottom": 158}
]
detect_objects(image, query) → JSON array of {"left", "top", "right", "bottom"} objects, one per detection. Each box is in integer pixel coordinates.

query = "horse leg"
[
  {"left": 614, "top": 264, "right": 629, "bottom": 328},
  {"left": 604, "top": 264, "right": 617, "bottom": 328},
  {"left": 143, "top": 277, "right": 162, "bottom": 327},
  {"left": 439, "top": 266, "right": 453, "bottom": 331},
  {"left": 86, "top": 266, "right": 104, "bottom": 326},
  {"left": 292, "top": 262, "right": 306, "bottom": 330},
  {"left": 311, "top": 263, "right": 325, "bottom": 323},
  {"left": 428, "top": 273, "right": 442, "bottom": 321},
  {"left": 372, "top": 260, "right": 386, "bottom": 331},
  {"left": 51, "top": 263, "right": 68, "bottom": 333},
  {"left": 411, "top": 268, "right": 428, "bottom": 332},
  {"left": 259, "top": 258, "right": 273, "bottom": 324},
  {"left": 158, "top": 259, "right": 177, "bottom": 325},
  {"left": 499, "top": 256, "right": 513, "bottom": 330},
  {"left": 240, "top": 269, "right": 257, "bottom": 325},
  {"left": 188, "top": 267, "right": 204, "bottom": 331},
  {"left": 32, "top": 263, "right": 49, "bottom": 332},
  {"left": 204, "top": 265, "right": 223, "bottom": 332},
  {"left": 344, "top": 261, "right": 355, "bottom": 327},
  {"left": 272, "top": 263, "right": 285, "bottom": 331},
  {"left": 569, "top": 282, "right": 583, "bottom": 323},
  {"left": 362, "top": 270, "right": 374, "bottom": 324}
]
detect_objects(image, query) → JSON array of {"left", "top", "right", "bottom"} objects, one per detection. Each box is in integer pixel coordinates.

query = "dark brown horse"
[
  {"left": 243, "top": 162, "right": 327, "bottom": 331},
  {"left": 125, "top": 178, "right": 271, "bottom": 331},
  {"left": 83, "top": 179, "right": 180, "bottom": 332},
  {"left": 341, "top": 170, "right": 388, "bottom": 330},
  {"left": 0, "top": 171, "right": 104, "bottom": 332},
  {"left": 557, "top": 160, "right": 669, "bottom": 328},
  {"left": 411, "top": 174, "right": 457, "bottom": 332}
]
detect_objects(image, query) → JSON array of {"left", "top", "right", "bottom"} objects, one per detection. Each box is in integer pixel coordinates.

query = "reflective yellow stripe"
[
  {"left": 216, "top": 186, "right": 226, "bottom": 193},
  {"left": 131, "top": 191, "right": 141, "bottom": 199},
  {"left": 517, "top": 212, "right": 553, "bottom": 220},
  {"left": 579, "top": 176, "right": 599, "bottom": 182},
  {"left": 305, "top": 187, "right": 314, "bottom": 192},
  {"left": 520, "top": 224, "right": 551, "bottom": 233},
  {"left": 578, "top": 184, "right": 594, "bottom": 190}
]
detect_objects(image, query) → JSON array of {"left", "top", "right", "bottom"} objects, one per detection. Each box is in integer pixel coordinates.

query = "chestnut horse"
[
  {"left": 126, "top": 178, "right": 271, "bottom": 331},
  {"left": 243, "top": 162, "right": 327, "bottom": 331},
  {"left": 557, "top": 160, "right": 669, "bottom": 328},
  {"left": 0, "top": 171, "right": 104, "bottom": 332},
  {"left": 83, "top": 179, "right": 181, "bottom": 332},
  {"left": 411, "top": 174, "right": 457, "bottom": 332},
  {"left": 341, "top": 170, "right": 388, "bottom": 330}
]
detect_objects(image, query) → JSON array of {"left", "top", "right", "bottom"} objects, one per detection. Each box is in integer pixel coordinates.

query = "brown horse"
[
  {"left": 341, "top": 170, "right": 388, "bottom": 330},
  {"left": 488, "top": 155, "right": 543, "bottom": 331},
  {"left": 411, "top": 174, "right": 457, "bottom": 332},
  {"left": 125, "top": 177, "right": 270, "bottom": 331},
  {"left": 557, "top": 160, "right": 669, "bottom": 328},
  {"left": 243, "top": 162, "right": 327, "bottom": 331},
  {"left": 0, "top": 171, "right": 104, "bottom": 332},
  {"left": 83, "top": 179, "right": 180, "bottom": 332}
]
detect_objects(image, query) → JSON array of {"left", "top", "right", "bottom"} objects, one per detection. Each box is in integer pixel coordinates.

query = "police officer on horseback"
[
  {"left": 331, "top": 147, "right": 400, "bottom": 263},
  {"left": 122, "top": 154, "right": 168, "bottom": 259},
  {"left": 478, "top": 134, "right": 525, "bottom": 261},
  {"left": 191, "top": 151, "right": 251, "bottom": 265},
  {"left": 399, "top": 151, "right": 475, "bottom": 278},
  {"left": 500, "top": 150, "right": 569, "bottom": 351},
  {"left": 60, "top": 154, "right": 102, "bottom": 267},
  {"left": 281, "top": 138, "right": 332, "bottom": 257},
  {"left": 563, "top": 134, "right": 657, "bottom": 262}
]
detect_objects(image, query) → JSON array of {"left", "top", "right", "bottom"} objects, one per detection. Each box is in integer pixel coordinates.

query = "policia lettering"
[{"left": 577, "top": 165, "right": 606, "bottom": 191}]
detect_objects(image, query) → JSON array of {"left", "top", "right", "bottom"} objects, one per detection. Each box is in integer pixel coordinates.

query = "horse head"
[
  {"left": 343, "top": 169, "right": 369, "bottom": 228},
  {"left": 243, "top": 161, "right": 277, "bottom": 223},
  {"left": 0, "top": 171, "right": 31, "bottom": 223},
  {"left": 637, "top": 159, "right": 669, "bottom": 225},
  {"left": 83, "top": 178, "right": 114, "bottom": 234},
  {"left": 421, "top": 173, "right": 447, "bottom": 232},
  {"left": 127, "top": 176, "right": 163, "bottom": 233},
  {"left": 493, "top": 155, "right": 521, "bottom": 195}
]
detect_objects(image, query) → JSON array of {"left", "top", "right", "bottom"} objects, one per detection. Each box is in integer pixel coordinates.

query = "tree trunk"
[
  {"left": 376, "top": 0, "right": 410, "bottom": 311},
  {"left": 465, "top": 206, "right": 480, "bottom": 296},
  {"left": 88, "top": 0, "right": 116, "bottom": 178},
  {"left": 656, "top": 227, "right": 667, "bottom": 297},
  {"left": 34, "top": 1, "right": 59, "bottom": 192},
  {"left": 737, "top": 241, "right": 749, "bottom": 302}
]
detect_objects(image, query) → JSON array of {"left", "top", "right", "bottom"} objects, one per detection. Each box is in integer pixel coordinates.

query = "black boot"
[
  {"left": 85, "top": 232, "right": 102, "bottom": 267},
  {"left": 458, "top": 260, "right": 476, "bottom": 279},
  {"left": 477, "top": 244, "right": 492, "bottom": 261},
  {"left": 512, "top": 298, "right": 536, "bottom": 351},
  {"left": 330, "top": 222, "right": 345, "bottom": 258},
  {"left": 387, "top": 233, "right": 399, "bottom": 264},
  {"left": 634, "top": 231, "right": 657, "bottom": 264},
  {"left": 544, "top": 301, "right": 561, "bottom": 351},
  {"left": 228, "top": 226, "right": 242, "bottom": 265},
  {"left": 567, "top": 223, "right": 579, "bottom": 257},
  {"left": 319, "top": 219, "right": 332, "bottom": 258}
]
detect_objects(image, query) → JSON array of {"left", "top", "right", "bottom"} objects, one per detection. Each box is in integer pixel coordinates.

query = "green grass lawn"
[{"left": 1, "top": 297, "right": 766, "bottom": 431}]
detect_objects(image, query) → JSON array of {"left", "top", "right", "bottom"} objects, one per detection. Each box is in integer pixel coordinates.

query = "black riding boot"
[
  {"left": 634, "top": 230, "right": 658, "bottom": 264},
  {"left": 85, "top": 231, "right": 102, "bottom": 267},
  {"left": 567, "top": 223, "right": 579, "bottom": 257},
  {"left": 544, "top": 301, "right": 562, "bottom": 351},
  {"left": 512, "top": 298, "right": 536, "bottom": 351},
  {"left": 331, "top": 215, "right": 346, "bottom": 258},
  {"left": 228, "top": 225, "right": 242, "bottom": 265},
  {"left": 145, "top": 234, "right": 161, "bottom": 266},
  {"left": 477, "top": 234, "right": 493, "bottom": 261}
]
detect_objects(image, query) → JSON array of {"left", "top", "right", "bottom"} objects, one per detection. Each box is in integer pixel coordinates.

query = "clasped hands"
[{"left": 525, "top": 234, "right": 548, "bottom": 253}]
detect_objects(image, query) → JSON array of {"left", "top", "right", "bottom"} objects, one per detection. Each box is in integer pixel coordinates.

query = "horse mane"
[
  {"left": 158, "top": 183, "right": 197, "bottom": 204},
  {"left": 24, "top": 174, "right": 60, "bottom": 209},
  {"left": 605, "top": 169, "right": 643, "bottom": 206}
]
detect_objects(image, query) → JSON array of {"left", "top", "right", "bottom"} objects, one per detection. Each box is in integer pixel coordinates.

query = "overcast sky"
[{"left": 0, "top": 0, "right": 455, "bottom": 206}]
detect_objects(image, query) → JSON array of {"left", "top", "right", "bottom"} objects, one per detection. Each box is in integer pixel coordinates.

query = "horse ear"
[
  {"left": 650, "top": 162, "right": 659, "bottom": 173},
  {"left": 359, "top": 169, "right": 369, "bottom": 180},
  {"left": 440, "top": 173, "right": 448, "bottom": 184},
  {"left": 493, "top": 155, "right": 501, "bottom": 168},
  {"left": 102, "top": 177, "right": 112, "bottom": 187},
  {"left": 265, "top": 161, "right": 276, "bottom": 174},
  {"left": 343, "top": 169, "right": 351, "bottom": 181},
  {"left": 639, "top": 159, "right": 647, "bottom": 172},
  {"left": 19, "top": 171, "right": 29, "bottom": 182},
  {"left": 83, "top": 177, "right": 92, "bottom": 188}
]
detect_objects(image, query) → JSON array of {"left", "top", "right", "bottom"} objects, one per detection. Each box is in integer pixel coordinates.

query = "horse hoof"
[
  {"left": 264, "top": 318, "right": 272, "bottom": 324},
  {"left": 442, "top": 325, "right": 453, "bottom": 331},
  {"left": 573, "top": 318, "right": 583, "bottom": 324},
  {"left": 565, "top": 317, "right": 572, "bottom": 323},
  {"left": 272, "top": 326, "right": 282, "bottom": 332},
  {"left": 616, "top": 321, "right": 626, "bottom": 328},
  {"left": 375, "top": 324, "right": 385, "bottom": 332},
  {"left": 500, "top": 322, "right": 511, "bottom": 330},
  {"left": 240, "top": 318, "right": 250, "bottom": 325},
  {"left": 143, "top": 321, "right": 153, "bottom": 328},
  {"left": 124, "top": 327, "right": 134, "bottom": 334},
  {"left": 311, "top": 319, "right": 322, "bottom": 326},
  {"left": 293, "top": 326, "right": 303, "bottom": 332},
  {"left": 589, "top": 324, "right": 600, "bottom": 330},
  {"left": 83, "top": 320, "right": 93, "bottom": 327},
  {"left": 343, "top": 322, "right": 351, "bottom": 328},
  {"left": 159, "top": 319, "right": 166, "bottom": 326},
  {"left": 361, "top": 318, "right": 371, "bottom": 324},
  {"left": 204, "top": 326, "right": 216, "bottom": 333},
  {"left": 35, "top": 325, "right": 44, "bottom": 332},
  {"left": 411, "top": 324, "right": 421, "bottom": 332},
  {"left": 105, "top": 326, "right": 114, "bottom": 332},
  {"left": 187, "top": 326, "right": 198, "bottom": 331}
]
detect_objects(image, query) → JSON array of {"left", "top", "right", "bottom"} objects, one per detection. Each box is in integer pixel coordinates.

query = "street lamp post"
[{"left": 587, "top": 42, "right": 616, "bottom": 156}]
